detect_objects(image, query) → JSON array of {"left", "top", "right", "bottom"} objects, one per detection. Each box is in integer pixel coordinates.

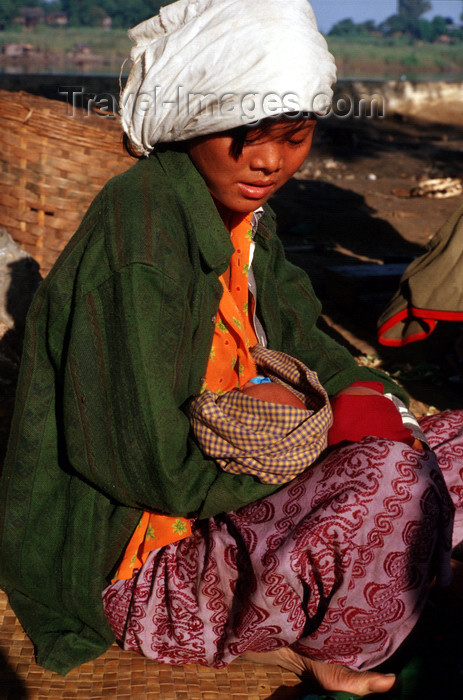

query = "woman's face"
[{"left": 187, "top": 120, "right": 316, "bottom": 214}]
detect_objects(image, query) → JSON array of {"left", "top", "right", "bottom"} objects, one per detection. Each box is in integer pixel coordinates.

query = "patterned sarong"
[{"left": 103, "top": 410, "right": 463, "bottom": 671}]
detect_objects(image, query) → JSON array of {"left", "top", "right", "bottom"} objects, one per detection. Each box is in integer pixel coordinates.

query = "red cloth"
[{"left": 327, "top": 381, "right": 414, "bottom": 447}]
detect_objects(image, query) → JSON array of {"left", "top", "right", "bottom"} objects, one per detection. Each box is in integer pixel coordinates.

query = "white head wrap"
[{"left": 120, "top": 0, "right": 336, "bottom": 155}]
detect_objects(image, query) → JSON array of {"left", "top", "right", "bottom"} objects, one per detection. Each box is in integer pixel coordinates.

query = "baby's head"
[{"left": 240, "top": 379, "right": 307, "bottom": 410}]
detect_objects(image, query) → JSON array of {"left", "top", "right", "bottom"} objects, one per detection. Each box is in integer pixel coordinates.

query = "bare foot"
[{"left": 241, "top": 648, "right": 395, "bottom": 696}]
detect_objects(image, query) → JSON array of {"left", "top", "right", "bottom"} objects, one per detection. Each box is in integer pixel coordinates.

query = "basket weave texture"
[
  {"left": 0, "top": 590, "right": 302, "bottom": 699},
  {"left": 0, "top": 90, "right": 133, "bottom": 276}
]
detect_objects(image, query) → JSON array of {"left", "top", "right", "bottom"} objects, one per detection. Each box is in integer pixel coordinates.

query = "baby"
[
  {"left": 188, "top": 348, "right": 424, "bottom": 489},
  {"left": 240, "top": 375, "right": 423, "bottom": 449}
]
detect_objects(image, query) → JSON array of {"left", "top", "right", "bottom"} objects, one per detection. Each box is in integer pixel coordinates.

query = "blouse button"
[{"left": 211, "top": 314, "right": 217, "bottom": 325}]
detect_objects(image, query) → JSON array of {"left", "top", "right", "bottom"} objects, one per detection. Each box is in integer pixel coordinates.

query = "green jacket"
[{"left": 0, "top": 148, "right": 407, "bottom": 675}]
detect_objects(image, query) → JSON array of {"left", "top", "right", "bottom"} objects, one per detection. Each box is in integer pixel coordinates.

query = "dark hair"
[
  {"left": 228, "top": 112, "right": 317, "bottom": 159},
  {"left": 122, "top": 133, "right": 189, "bottom": 159},
  {"left": 122, "top": 111, "right": 317, "bottom": 159}
]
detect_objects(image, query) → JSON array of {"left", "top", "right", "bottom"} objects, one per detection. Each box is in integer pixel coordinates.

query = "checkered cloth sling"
[{"left": 188, "top": 345, "right": 333, "bottom": 485}]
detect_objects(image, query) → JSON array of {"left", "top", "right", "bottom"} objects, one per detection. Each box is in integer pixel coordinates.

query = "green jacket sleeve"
[{"left": 62, "top": 261, "right": 277, "bottom": 520}]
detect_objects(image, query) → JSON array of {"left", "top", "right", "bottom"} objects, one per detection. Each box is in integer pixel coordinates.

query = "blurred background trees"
[
  {"left": 0, "top": 0, "right": 166, "bottom": 29},
  {"left": 0, "top": 0, "right": 461, "bottom": 39},
  {"left": 329, "top": 0, "right": 461, "bottom": 41},
  {"left": 59, "top": 0, "right": 164, "bottom": 27},
  {"left": 398, "top": 0, "right": 432, "bottom": 23}
]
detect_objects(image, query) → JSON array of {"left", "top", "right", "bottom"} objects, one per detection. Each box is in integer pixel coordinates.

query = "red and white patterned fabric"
[{"left": 103, "top": 410, "right": 463, "bottom": 671}]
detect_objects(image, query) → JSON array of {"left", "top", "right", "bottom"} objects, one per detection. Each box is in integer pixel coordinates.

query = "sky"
[{"left": 310, "top": 1, "right": 462, "bottom": 33}]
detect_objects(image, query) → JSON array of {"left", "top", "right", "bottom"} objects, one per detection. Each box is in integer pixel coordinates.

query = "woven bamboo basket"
[{"left": 0, "top": 90, "right": 133, "bottom": 276}]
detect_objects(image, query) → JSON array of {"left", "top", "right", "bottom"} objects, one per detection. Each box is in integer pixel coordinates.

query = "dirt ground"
[{"left": 271, "top": 113, "right": 463, "bottom": 416}]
